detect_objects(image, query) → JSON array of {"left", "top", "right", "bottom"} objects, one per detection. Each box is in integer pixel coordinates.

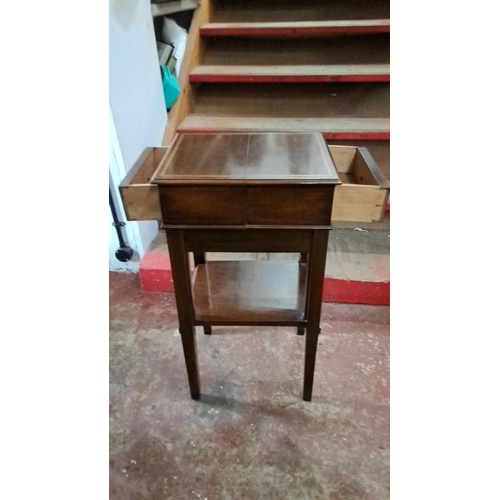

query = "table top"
[{"left": 151, "top": 132, "right": 340, "bottom": 185}]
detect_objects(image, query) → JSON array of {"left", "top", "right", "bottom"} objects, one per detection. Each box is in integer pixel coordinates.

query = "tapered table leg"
[
  {"left": 193, "top": 253, "right": 212, "bottom": 336},
  {"left": 297, "top": 253, "right": 308, "bottom": 335},
  {"left": 303, "top": 230, "right": 329, "bottom": 402},
  {"left": 167, "top": 230, "right": 200, "bottom": 400}
]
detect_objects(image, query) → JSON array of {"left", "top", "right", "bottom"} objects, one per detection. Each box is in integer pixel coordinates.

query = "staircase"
[
  {"left": 164, "top": 0, "right": 389, "bottom": 177},
  {"left": 147, "top": 0, "right": 390, "bottom": 304}
]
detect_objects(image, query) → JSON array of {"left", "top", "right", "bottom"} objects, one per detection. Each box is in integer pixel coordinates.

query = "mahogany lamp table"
[{"left": 151, "top": 132, "right": 341, "bottom": 401}]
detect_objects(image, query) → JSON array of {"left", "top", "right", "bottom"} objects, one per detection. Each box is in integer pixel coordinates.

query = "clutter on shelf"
[
  {"left": 161, "top": 66, "right": 181, "bottom": 110},
  {"left": 156, "top": 41, "right": 176, "bottom": 74},
  {"left": 156, "top": 16, "right": 188, "bottom": 110}
]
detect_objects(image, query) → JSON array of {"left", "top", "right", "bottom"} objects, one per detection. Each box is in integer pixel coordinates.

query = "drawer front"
[
  {"left": 159, "top": 186, "right": 246, "bottom": 225},
  {"left": 120, "top": 184, "right": 162, "bottom": 222},
  {"left": 247, "top": 186, "right": 334, "bottom": 226},
  {"left": 119, "top": 147, "right": 168, "bottom": 222},
  {"left": 332, "top": 185, "right": 389, "bottom": 223}
]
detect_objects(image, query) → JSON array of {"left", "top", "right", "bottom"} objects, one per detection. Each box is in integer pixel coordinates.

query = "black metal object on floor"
[{"left": 109, "top": 187, "right": 133, "bottom": 263}]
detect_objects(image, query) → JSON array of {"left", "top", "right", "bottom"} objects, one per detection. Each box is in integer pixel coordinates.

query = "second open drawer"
[{"left": 328, "top": 145, "right": 390, "bottom": 223}]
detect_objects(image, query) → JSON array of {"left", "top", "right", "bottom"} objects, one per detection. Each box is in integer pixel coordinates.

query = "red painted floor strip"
[
  {"left": 139, "top": 252, "right": 173, "bottom": 292},
  {"left": 322, "top": 278, "right": 390, "bottom": 306}
]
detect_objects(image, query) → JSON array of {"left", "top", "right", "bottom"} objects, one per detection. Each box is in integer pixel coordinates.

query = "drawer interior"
[
  {"left": 328, "top": 145, "right": 389, "bottom": 223},
  {"left": 130, "top": 148, "right": 169, "bottom": 184},
  {"left": 119, "top": 147, "right": 169, "bottom": 222},
  {"left": 329, "top": 145, "right": 387, "bottom": 187}
]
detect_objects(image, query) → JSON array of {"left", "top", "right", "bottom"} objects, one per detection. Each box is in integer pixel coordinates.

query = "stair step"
[
  {"left": 190, "top": 64, "right": 389, "bottom": 83},
  {"left": 178, "top": 116, "right": 390, "bottom": 140},
  {"left": 213, "top": 0, "right": 390, "bottom": 24},
  {"left": 201, "top": 20, "right": 390, "bottom": 37},
  {"left": 203, "top": 34, "right": 389, "bottom": 67},
  {"left": 193, "top": 82, "right": 389, "bottom": 120}
]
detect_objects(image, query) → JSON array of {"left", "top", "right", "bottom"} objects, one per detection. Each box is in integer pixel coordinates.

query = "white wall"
[
  {"left": 109, "top": 110, "right": 140, "bottom": 272},
  {"left": 109, "top": 0, "right": 167, "bottom": 271}
]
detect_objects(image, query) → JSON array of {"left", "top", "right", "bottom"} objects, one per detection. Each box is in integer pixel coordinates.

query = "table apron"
[{"left": 181, "top": 228, "right": 328, "bottom": 253}]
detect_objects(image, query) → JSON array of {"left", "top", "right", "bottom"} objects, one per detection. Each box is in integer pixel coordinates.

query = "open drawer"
[
  {"left": 120, "top": 143, "right": 389, "bottom": 225},
  {"left": 328, "top": 145, "right": 390, "bottom": 223},
  {"left": 119, "top": 147, "right": 168, "bottom": 222}
]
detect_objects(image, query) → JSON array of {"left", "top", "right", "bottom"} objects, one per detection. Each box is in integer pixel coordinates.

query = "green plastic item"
[{"left": 160, "top": 66, "right": 180, "bottom": 110}]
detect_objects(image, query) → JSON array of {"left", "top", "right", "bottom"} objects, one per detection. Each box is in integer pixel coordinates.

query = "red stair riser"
[{"left": 189, "top": 74, "right": 390, "bottom": 84}]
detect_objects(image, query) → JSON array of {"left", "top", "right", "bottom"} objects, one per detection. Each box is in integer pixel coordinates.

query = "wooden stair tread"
[
  {"left": 203, "top": 34, "right": 390, "bottom": 66},
  {"left": 200, "top": 20, "right": 390, "bottom": 36},
  {"left": 193, "top": 82, "right": 389, "bottom": 119},
  {"left": 189, "top": 64, "right": 390, "bottom": 83},
  {"left": 178, "top": 116, "right": 390, "bottom": 140}
]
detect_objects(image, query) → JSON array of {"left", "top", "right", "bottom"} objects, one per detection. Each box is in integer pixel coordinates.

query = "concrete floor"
[{"left": 110, "top": 272, "right": 390, "bottom": 500}]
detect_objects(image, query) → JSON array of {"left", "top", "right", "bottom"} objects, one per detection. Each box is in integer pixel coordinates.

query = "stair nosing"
[
  {"left": 189, "top": 64, "right": 390, "bottom": 83},
  {"left": 200, "top": 20, "right": 390, "bottom": 36}
]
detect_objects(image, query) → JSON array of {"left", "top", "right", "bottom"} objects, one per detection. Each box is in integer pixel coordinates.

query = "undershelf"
[{"left": 192, "top": 260, "right": 307, "bottom": 325}]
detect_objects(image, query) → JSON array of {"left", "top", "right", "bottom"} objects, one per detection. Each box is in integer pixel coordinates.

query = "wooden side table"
[{"left": 151, "top": 133, "right": 341, "bottom": 401}]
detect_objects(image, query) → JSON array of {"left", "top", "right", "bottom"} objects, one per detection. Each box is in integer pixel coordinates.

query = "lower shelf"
[{"left": 192, "top": 260, "right": 307, "bottom": 326}]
